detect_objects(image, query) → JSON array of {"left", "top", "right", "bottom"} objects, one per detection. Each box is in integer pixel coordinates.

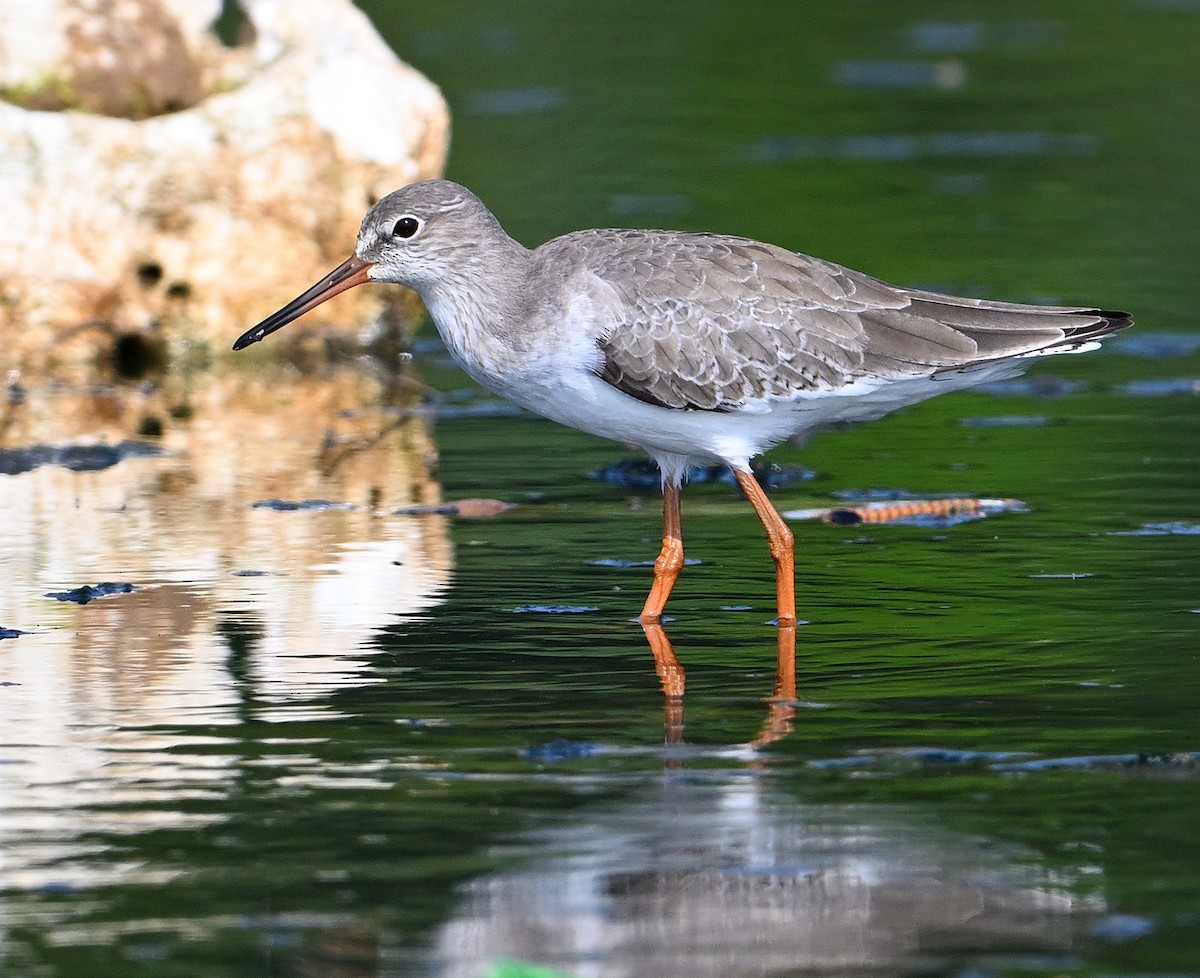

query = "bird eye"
[{"left": 392, "top": 216, "right": 421, "bottom": 239}]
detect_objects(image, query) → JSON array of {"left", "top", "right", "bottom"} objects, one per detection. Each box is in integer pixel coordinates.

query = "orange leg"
[
  {"left": 732, "top": 468, "right": 796, "bottom": 626},
  {"left": 772, "top": 622, "right": 797, "bottom": 702},
  {"left": 639, "top": 480, "right": 683, "bottom": 624}
]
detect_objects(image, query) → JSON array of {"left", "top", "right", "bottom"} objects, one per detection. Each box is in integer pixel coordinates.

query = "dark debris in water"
[
  {"left": 725, "top": 460, "right": 817, "bottom": 492},
  {"left": 809, "top": 747, "right": 1035, "bottom": 770},
  {"left": 522, "top": 739, "right": 605, "bottom": 762},
  {"left": 512, "top": 604, "right": 599, "bottom": 615},
  {"left": 906, "top": 747, "right": 1031, "bottom": 765},
  {"left": 591, "top": 456, "right": 814, "bottom": 492},
  {"left": 810, "top": 747, "right": 1200, "bottom": 777},
  {"left": 45, "top": 582, "right": 135, "bottom": 604},
  {"left": 250, "top": 499, "right": 358, "bottom": 511},
  {"left": 0, "top": 440, "right": 162, "bottom": 476},
  {"left": 992, "top": 752, "right": 1200, "bottom": 774},
  {"left": 591, "top": 457, "right": 668, "bottom": 490}
]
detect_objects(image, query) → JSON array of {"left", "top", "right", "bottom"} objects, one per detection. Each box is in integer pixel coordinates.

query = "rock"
[
  {"left": 0, "top": 0, "right": 449, "bottom": 369},
  {"left": 0, "top": 0, "right": 212, "bottom": 118}
]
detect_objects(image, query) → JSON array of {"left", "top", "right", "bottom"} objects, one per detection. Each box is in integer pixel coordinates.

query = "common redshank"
[{"left": 234, "top": 180, "right": 1131, "bottom": 627}]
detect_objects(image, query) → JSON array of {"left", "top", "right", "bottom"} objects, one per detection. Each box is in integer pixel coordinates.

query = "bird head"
[{"left": 232, "top": 180, "right": 501, "bottom": 351}]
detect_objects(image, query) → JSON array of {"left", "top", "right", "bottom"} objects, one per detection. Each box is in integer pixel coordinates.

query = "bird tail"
[{"left": 863, "top": 291, "right": 1132, "bottom": 375}]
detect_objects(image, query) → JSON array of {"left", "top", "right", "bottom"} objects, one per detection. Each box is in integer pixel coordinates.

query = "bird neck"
[{"left": 421, "top": 236, "right": 537, "bottom": 378}]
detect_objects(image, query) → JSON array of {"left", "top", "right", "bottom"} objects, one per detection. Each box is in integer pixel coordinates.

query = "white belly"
[
  {"left": 427, "top": 289, "right": 1037, "bottom": 481},
  {"left": 490, "top": 357, "right": 1032, "bottom": 483}
]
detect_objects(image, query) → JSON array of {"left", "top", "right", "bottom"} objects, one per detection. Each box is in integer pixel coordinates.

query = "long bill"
[{"left": 232, "top": 255, "right": 374, "bottom": 350}]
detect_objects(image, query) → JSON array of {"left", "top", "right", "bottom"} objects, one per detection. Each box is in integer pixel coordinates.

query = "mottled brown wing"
[{"left": 536, "top": 230, "right": 1129, "bottom": 412}]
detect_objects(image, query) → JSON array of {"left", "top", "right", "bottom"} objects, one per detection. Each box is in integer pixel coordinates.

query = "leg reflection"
[
  {"left": 752, "top": 622, "right": 797, "bottom": 748},
  {"left": 641, "top": 621, "right": 685, "bottom": 745},
  {"left": 639, "top": 620, "right": 798, "bottom": 748}
]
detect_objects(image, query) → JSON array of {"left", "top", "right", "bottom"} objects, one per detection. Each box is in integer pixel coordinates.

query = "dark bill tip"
[{"left": 232, "top": 255, "right": 374, "bottom": 351}]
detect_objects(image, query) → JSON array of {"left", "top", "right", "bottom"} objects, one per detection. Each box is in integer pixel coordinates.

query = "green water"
[{"left": 3, "top": 2, "right": 1200, "bottom": 976}]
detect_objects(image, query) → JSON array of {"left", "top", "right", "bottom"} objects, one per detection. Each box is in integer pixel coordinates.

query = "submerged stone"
[
  {"left": 0, "top": 440, "right": 162, "bottom": 476},
  {"left": 250, "top": 499, "right": 357, "bottom": 511},
  {"left": 45, "top": 582, "right": 135, "bottom": 604},
  {"left": 592, "top": 456, "right": 814, "bottom": 491},
  {"left": 522, "top": 739, "right": 604, "bottom": 762},
  {"left": 512, "top": 605, "right": 599, "bottom": 615}
]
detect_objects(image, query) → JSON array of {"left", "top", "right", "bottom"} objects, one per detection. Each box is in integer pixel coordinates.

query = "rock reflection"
[
  {"left": 2, "top": 369, "right": 450, "bottom": 688},
  {"left": 0, "top": 367, "right": 450, "bottom": 882},
  {"left": 430, "top": 778, "right": 1102, "bottom": 978}
]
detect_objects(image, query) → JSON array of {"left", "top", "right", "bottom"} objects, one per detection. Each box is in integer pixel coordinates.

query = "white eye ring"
[{"left": 391, "top": 215, "right": 422, "bottom": 239}]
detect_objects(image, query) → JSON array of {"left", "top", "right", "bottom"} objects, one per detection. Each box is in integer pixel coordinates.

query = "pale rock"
[{"left": 0, "top": 0, "right": 449, "bottom": 369}]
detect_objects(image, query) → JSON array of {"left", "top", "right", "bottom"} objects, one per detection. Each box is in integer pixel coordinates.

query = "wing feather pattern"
[{"left": 530, "top": 230, "right": 1130, "bottom": 412}]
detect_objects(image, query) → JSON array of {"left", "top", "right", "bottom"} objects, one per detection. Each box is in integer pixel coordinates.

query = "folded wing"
[{"left": 537, "top": 230, "right": 1130, "bottom": 412}]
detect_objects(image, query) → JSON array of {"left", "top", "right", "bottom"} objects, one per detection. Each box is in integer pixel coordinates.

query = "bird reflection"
[
  {"left": 427, "top": 773, "right": 1101, "bottom": 978},
  {"left": 641, "top": 620, "right": 798, "bottom": 749}
]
